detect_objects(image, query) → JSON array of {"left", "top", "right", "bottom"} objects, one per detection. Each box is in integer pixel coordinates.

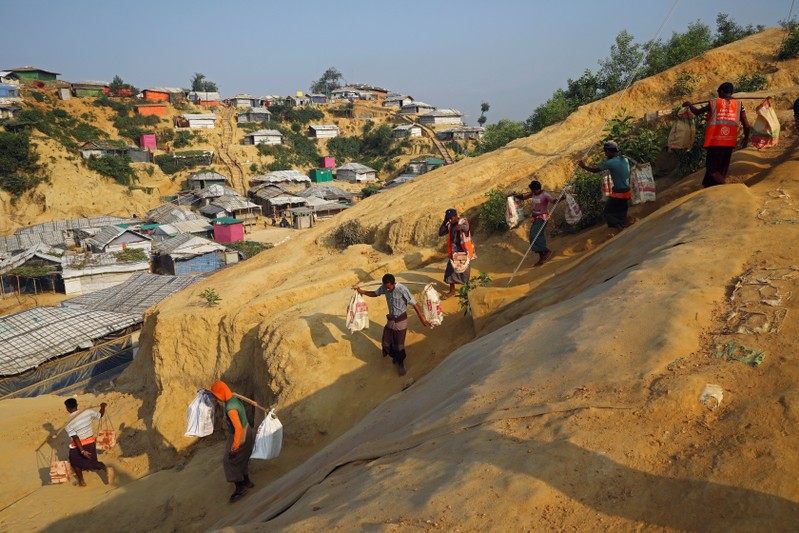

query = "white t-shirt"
[{"left": 65, "top": 409, "right": 101, "bottom": 445}]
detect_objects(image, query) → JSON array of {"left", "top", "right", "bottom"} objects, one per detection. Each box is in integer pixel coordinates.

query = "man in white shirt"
[{"left": 64, "top": 398, "right": 115, "bottom": 487}]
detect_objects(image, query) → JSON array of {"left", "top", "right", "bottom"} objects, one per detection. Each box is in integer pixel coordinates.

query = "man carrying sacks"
[{"left": 683, "top": 82, "right": 751, "bottom": 188}]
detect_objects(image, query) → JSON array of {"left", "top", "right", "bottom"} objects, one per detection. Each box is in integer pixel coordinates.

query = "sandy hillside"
[{"left": 0, "top": 28, "right": 797, "bottom": 532}]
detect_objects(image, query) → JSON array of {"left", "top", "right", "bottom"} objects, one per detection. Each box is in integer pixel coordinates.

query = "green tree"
[
  {"left": 474, "top": 119, "right": 527, "bottom": 154},
  {"left": 191, "top": 72, "right": 218, "bottom": 92},
  {"left": 778, "top": 19, "right": 799, "bottom": 60},
  {"left": 598, "top": 30, "right": 644, "bottom": 95},
  {"left": 310, "top": 67, "right": 343, "bottom": 95},
  {"left": 525, "top": 90, "right": 572, "bottom": 133},
  {"left": 109, "top": 75, "right": 138, "bottom": 96},
  {"left": 478, "top": 102, "right": 490, "bottom": 127},
  {"left": 0, "top": 132, "right": 47, "bottom": 196},
  {"left": 714, "top": 13, "right": 763, "bottom": 47},
  {"left": 664, "top": 21, "right": 713, "bottom": 69}
]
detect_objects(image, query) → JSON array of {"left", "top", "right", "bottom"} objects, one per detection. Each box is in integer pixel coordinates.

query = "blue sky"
[{"left": 3, "top": 0, "right": 792, "bottom": 124}]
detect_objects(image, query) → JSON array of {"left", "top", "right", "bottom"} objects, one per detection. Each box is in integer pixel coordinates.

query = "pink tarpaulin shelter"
[{"left": 212, "top": 217, "right": 244, "bottom": 243}]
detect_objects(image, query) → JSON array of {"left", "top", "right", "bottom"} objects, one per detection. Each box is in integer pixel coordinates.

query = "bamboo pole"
[
  {"left": 689, "top": 96, "right": 769, "bottom": 106},
  {"left": 232, "top": 393, "right": 273, "bottom": 414},
  {"left": 354, "top": 280, "right": 437, "bottom": 288}
]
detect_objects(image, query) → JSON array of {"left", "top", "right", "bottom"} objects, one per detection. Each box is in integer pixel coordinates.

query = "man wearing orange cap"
[{"left": 210, "top": 381, "right": 255, "bottom": 502}]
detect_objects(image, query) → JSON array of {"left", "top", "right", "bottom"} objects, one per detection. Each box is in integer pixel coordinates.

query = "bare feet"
[
  {"left": 106, "top": 466, "right": 115, "bottom": 485},
  {"left": 440, "top": 292, "right": 457, "bottom": 300}
]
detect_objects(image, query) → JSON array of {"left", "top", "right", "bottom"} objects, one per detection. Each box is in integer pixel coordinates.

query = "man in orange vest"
[{"left": 684, "top": 82, "right": 750, "bottom": 188}]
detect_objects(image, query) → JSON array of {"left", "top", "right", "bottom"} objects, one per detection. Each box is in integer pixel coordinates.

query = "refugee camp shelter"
[
  {"left": 400, "top": 101, "right": 435, "bottom": 115},
  {"left": 0, "top": 104, "right": 19, "bottom": 119},
  {"left": 297, "top": 184, "right": 354, "bottom": 203},
  {"left": 418, "top": 108, "right": 463, "bottom": 126},
  {"left": 204, "top": 196, "right": 261, "bottom": 227},
  {"left": 187, "top": 171, "right": 228, "bottom": 190},
  {"left": 286, "top": 95, "right": 310, "bottom": 107},
  {"left": 236, "top": 107, "right": 271, "bottom": 123},
  {"left": 227, "top": 93, "right": 259, "bottom": 108},
  {"left": 143, "top": 87, "right": 185, "bottom": 103},
  {"left": 0, "top": 244, "right": 63, "bottom": 296},
  {"left": 154, "top": 234, "right": 237, "bottom": 275},
  {"left": 134, "top": 103, "right": 167, "bottom": 117},
  {"left": 188, "top": 91, "right": 221, "bottom": 106},
  {"left": 80, "top": 141, "right": 131, "bottom": 159},
  {"left": 336, "top": 162, "right": 377, "bottom": 183},
  {"left": 406, "top": 156, "right": 445, "bottom": 174},
  {"left": 250, "top": 184, "right": 308, "bottom": 215},
  {"left": 212, "top": 217, "right": 245, "bottom": 243},
  {"left": 435, "top": 126, "right": 485, "bottom": 141},
  {"left": 308, "top": 93, "right": 328, "bottom": 104},
  {"left": 243, "top": 129, "right": 283, "bottom": 146},
  {"left": 146, "top": 203, "right": 207, "bottom": 225},
  {"left": 319, "top": 156, "right": 336, "bottom": 168},
  {"left": 393, "top": 124, "right": 422, "bottom": 138},
  {"left": 71, "top": 81, "right": 109, "bottom": 97},
  {"left": 150, "top": 218, "right": 214, "bottom": 240},
  {"left": 250, "top": 170, "right": 311, "bottom": 188},
  {"left": 62, "top": 272, "right": 198, "bottom": 317},
  {"left": 60, "top": 252, "right": 151, "bottom": 295},
  {"left": 308, "top": 124, "right": 339, "bottom": 138},
  {"left": 0, "top": 307, "right": 139, "bottom": 396},
  {"left": 4, "top": 66, "right": 59, "bottom": 81},
  {"left": 85, "top": 226, "right": 152, "bottom": 254},
  {"left": 177, "top": 113, "right": 216, "bottom": 129},
  {"left": 302, "top": 196, "right": 349, "bottom": 218},
  {"left": 0, "top": 83, "right": 19, "bottom": 98},
  {"left": 384, "top": 94, "right": 414, "bottom": 108}
]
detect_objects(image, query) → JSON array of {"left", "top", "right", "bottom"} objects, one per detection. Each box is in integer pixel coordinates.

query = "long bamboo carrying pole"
[
  {"left": 689, "top": 96, "right": 769, "bottom": 105},
  {"left": 233, "top": 393, "right": 272, "bottom": 414}
]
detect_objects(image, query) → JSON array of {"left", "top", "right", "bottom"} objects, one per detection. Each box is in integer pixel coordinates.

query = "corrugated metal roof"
[
  {"left": 71, "top": 81, "right": 109, "bottom": 87},
  {"left": 182, "top": 113, "right": 216, "bottom": 120},
  {"left": 401, "top": 101, "right": 434, "bottom": 109},
  {"left": 199, "top": 205, "right": 226, "bottom": 217},
  {"left": 188, "top": 91, "right": 221, "bottom": 100},
  {"left": 146, "top": 87, "right": 185, "bottom": 94},
  {"left": 86, "top": 226, "right": 151, "bottom": 249},
  {"left": 211, "top": 196, "right": 260, "bottom": 211},
  {"left": 419, "top": 108, "right": 462, "bottom": 117},
  {"left": 309, "top": 124, "right": 339, "bottom": 132},
  {"left": 246, "top": 129, "right": 283, "bottom": 137},
  {"left": 337, "top": 162, "right": 376, "bottom": 173},
  {"left": 147, "top": 204, "right": 206, "bottom": 225},
  {"left": 264, "top": 194, "right": 308, "bottom": 206},
  {"left": 0, "top": 244, "right": 62, "bottom": 276},
  {"left": 297, "top": 185, "right": 354, "bottom": 201},
  {"left": 15, "top": 216, "right": 133, "bottom": 235},
  {"left": 154, "top": 219, "right": 213, "bottom": 236},
  {"left": 0, "top": 307, "right": 140, "bottom": 376},
  {"left": 154, "top": 234, "right": 226, "bottom": 255},
  {"left": 0, "top": 232, "right": 67, "bottom": 254},
  {"left": 5, "top": 66, "right": 61, "bottom": 75},
  {"left": 61, "top": 272, "right": 198, "bottom": 318},
  {"left": 187, "top": 171, "right": 228, "bottom": 182},
  {"left": 251, "top": 170, "right": 310, "bottom": 183},
  {"left": 230, "top": 93, "right": 257, "bottom": 99}
]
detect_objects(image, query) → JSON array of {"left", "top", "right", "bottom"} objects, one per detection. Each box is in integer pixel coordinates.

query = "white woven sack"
[
  {"left": 564, "top": 192, "right": 582, "bottom": 225},
  {"left": 420, "top": 283, "right": 444, "bottom": 327},
  {"left": 630, "top": 163, "right": 656, "bottom": 206},
  {"left": 346, "top": 292, "right": 369, "bottom": 332},
  {"left": 185, "top": 390, "right": 215, "bottom": 438},
  {"left": 505, "top": 196, "right": 524, "bottom": 229},
  {"left": 250, "top": 409, "right": 283, "bottom": 460}
]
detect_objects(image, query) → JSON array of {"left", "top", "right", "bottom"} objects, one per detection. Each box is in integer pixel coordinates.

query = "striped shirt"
[
  {"left": 65, "top": 409, "right": 101, "bottom": 446},
  {"left": 375, "top": 282, "right": 416, "bottom": 317}
]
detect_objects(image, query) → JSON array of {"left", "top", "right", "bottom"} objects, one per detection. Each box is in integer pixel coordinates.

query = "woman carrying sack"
[
  {"left": 210, "top": 381, "right": 255, "bottom": 502},
  {"left": 515, "top": 179, "right": 557, "bottom": 266},
  {"left": 438, "top": 208, "right": 476, "bottom": 299}
]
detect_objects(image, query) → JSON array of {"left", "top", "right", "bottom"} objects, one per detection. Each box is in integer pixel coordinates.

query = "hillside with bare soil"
[{"left": 0, "top": 28, "right": 797, "bottom": 532}]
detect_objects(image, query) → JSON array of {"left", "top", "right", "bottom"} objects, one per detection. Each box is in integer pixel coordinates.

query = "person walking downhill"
[
  {"left": 354, "top": 273, "right": 429, "bottom": 376},
  {"left": 209, "top": 381, "right": 255, "bottom": 502},
  {"left": 64, "top": 398, "right": 115, "bottom": 487},
  {"left": 683, "top": 82, "right": 750, "bottom": 187},
  {"left": 578, "top": 141, "right": 631, "bottom": 232},
  {"left": 515, "top": 179, "right": 556, "bottom": 266},
  {"left": 438, "top": 208, "right": 476, "bottom": 298}
]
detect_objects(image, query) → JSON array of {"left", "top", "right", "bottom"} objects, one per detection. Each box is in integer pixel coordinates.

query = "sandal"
[{"left": 229, "top": 489, "right": 247, "bottom": 502}]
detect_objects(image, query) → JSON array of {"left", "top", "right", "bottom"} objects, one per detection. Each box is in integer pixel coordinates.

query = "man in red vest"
[{"left": 684, "top": 82, "right": 750, "bottom": 188}]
